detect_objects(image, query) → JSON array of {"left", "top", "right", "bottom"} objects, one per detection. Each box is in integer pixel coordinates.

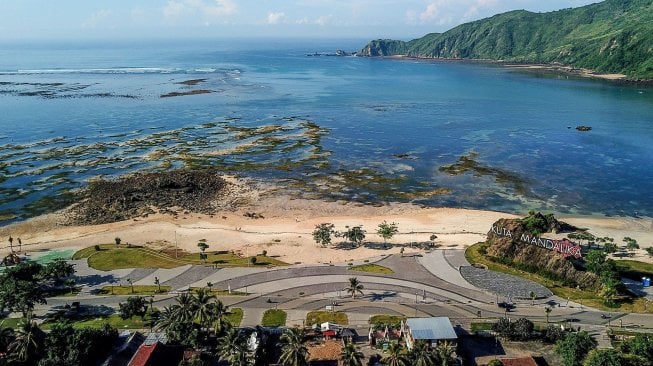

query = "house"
[
  {"left": 101, "top": 331, "right": 145, "bottom": 366},
  {"left": 127, "top": 333, "right": 184, "bottom": 366},
  {"left": 401, "top": 317, "right": 458, "bottom": 350},
  {"left": 307, "top": 340, "right": 342, "bottom": 366}
]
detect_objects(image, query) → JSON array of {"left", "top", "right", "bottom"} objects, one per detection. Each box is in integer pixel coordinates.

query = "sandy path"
[{"left": 2, "top": 194, "right": 652, "bottom": 265}]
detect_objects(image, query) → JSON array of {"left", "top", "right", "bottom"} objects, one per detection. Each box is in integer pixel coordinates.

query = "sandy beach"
[{"left": 1, "top": 186, "right": 652, "bottom": 265}]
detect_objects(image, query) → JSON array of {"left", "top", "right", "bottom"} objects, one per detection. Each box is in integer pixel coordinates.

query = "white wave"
[{"left": 0, "top": 67, "right": 227, "bottom": 75}]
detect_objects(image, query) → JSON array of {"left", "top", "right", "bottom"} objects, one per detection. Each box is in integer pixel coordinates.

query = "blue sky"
[{"left": 0, "top": 0, "right": 599, "bottom": 40}]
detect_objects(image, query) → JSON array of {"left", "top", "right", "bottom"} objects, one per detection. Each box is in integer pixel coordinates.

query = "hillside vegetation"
[{"left": 360, "top": 0, "right": 653, "bottom": 79}]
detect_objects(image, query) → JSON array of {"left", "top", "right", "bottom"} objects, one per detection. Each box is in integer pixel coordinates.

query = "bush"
[{"left": 119, "top": 296, "right": 147, "bottom": 319}]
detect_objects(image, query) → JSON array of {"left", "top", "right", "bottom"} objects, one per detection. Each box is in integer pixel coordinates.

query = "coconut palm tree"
[
  {"left": 545, "top": 306, "right": 552, "bottom": 324},
  {"left": 217, "top": 326, "right": 250, "bottom": 366},
  {"left": 433, "top": 341, "right": 455, "bottom": 366},
  {"left": 340, "top": 341, "right": 364, "bottom": 366},
  {"left": 345, "top": 277, "right": 364, "bottom": 299},
  {"left": 410, "top": 340, "right": 435, "bottom": 366},
  {"left": 0, "top": 326, "right": 15, "bottom": 353},
  {"left": 8, "top": 318, "right": 45, "bottom": 363},
  {"left": 174, "top": 292, "right": 197, "bottom": 322},
  {"left": 381, "top": 343, "right": 409, "bottom": 366},
  {"left": 193, "top": 288, "right": 216, "bottom": 330},
  {"left": 156, "top": 306, "right": 179, "bottom": 332},
  {"left": 210, "top": 300, "right": 229, "bottom": 334},
  {"left": 279, "top": 327, "right": 308, "bottom": 366}
]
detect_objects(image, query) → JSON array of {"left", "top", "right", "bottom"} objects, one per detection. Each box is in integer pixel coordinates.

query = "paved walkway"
[{"left": 417, "top": 250, "right": 477, "bottom": 290}]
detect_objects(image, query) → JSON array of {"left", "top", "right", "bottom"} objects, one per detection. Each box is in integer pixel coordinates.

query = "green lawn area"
[
  {"left": 615, "top": 260, "right": 653, "bottom": 280},
  {"left": 0, "top": 317, "right": 26, "bottom": 329},
  {"left": 190, "top": 288, "right": 248, "bottom": 296},
  {"left": 96, "top": 285, "right": 171, "bottom": 295},
  {"left": 465, "top": 243, "right": 651, "bottom": 313},
  {"left": 369, "top": 314, "right": 405, "bottom": 326},
  {"left": 179, "top": 253, "right": 288, "bottom": 267},
  {"left": 73, "top": 244, "right": 288, "bottom": 271},
  {"left": 349, "top": 264, "right": 394, "bottom": 275},
  {"left": 470, "top": 322, "right": 494, "bottom": 332},
  {"left": 44, "top": 314, "right": 152, "bottom": 330},
  {"left": 306, "top": 311, "right": 348, "bottom": 326},
  {"left": 261, "top": 309, "right": 287, "bottom": 327},
  {"left": 225, "top": 308, "right": 244, "bottom": 327}
]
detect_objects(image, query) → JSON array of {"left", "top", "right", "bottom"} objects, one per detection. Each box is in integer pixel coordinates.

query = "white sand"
[{"left": 1, "top": 191, "right": 652, "bottom": 265}]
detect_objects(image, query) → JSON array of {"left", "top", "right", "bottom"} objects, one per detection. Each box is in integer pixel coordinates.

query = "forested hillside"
[{"left": 360, "top": 0, "right": 653, "bottom": 79}]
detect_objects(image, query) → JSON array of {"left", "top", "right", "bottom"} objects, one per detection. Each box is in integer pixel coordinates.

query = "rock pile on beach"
[{"left": 66, "top": 169, "right": 231, "bottom": 225}]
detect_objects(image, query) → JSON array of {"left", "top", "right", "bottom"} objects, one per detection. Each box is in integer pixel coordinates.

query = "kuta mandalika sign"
[{"left": 491, "top": 225, "right": 582, "bottom": 259}]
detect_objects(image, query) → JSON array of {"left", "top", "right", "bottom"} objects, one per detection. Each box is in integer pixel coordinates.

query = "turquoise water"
[{"left": 0, "top": 39, "right": 652, "bottom": 221}]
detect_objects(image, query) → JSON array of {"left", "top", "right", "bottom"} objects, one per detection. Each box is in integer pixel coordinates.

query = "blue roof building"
[{"left": 401, "top": 317, "right": 458, "bottom": 350}]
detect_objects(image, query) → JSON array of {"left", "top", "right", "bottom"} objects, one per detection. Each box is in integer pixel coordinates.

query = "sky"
[{"left": 0, "top": 0, "right": 599, "bottom": 41}]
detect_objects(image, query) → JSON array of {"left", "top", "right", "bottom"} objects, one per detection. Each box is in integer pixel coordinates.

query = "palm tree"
[
  {"left": 175, "top": 292, "right": 197, "bottom": 322},
  {"left": 545, "top": 307, "right": 552, "bottom": 324},
  {"left": 193, "top": 288, "right": 216, "bottom": 330},
  {"left": 0, "top": 326, "right": 15, "bottom": 353},
  {"left": 8, "top": 318, "right": 44, "bottom": 363},
  {"left": 210, "top": 300, "right": 229, "bottom": 333},
  {"left": 381, "top": 343, "right": 409, "bottom": 366},
  {"left": 217, "top": 326, "right": 250, "bottom": 366},
  {"left": 155, "top": 306, "right": 179, "bottom": 332},
  {"left": 345, "top": 277, "right": 364, "bottom": 299},
  {"left": 433, "top": 341, "right": 455, "bottom": 366},
  {"left": 410, "top": 340, "right": 435, "bottom": 366},
  {"left": 279, "top": 327, "right": 308, "bottom": 366},
  {"left": 340, "top": 341, "right": 364, "bottom": 366},
  {"left": 8, "top": 236, "right": 13, "bottom": 253}
]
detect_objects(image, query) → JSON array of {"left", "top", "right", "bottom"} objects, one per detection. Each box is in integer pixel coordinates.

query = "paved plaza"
[{"left": 32, "top": 248, "right": 653, "bottom": 347}]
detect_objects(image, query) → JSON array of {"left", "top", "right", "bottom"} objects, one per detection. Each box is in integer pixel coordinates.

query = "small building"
[
  {"left": 401, "top": 317, "right": 458, "bottom": 350},
  {"left": 307, "top": 340, "right": 342, "bottom": 366},
  {"left": 127, "top": 333, "right": 183, "bottom": 366}
]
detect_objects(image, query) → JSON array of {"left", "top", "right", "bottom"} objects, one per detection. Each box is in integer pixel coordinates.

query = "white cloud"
[
  {"left": 293, "top": 15, "right": 334, "bottom": 26},
  {"left": 463, "top": 0, "right": 499, "bottom": 20},
  {"left": 81, "top": 9, "right": 112, "bottom": 29},
  {"left": 267, "top": 12, "right": 286, "bottom": 25},
  {"left": 420, "top": 2, "right": 441, "bottom": 21},
  {"left": 163, "top": 0, "right": 236, "bottom": 20}
]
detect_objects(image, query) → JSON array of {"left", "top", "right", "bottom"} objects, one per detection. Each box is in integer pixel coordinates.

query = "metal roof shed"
[{"left": 406, "top": 317, "right": 457, "bottom": 341}]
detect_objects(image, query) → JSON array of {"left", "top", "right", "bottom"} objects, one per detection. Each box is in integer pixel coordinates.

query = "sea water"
[{"left": 1, "top": 38, "right": 652, "bottom": 222}]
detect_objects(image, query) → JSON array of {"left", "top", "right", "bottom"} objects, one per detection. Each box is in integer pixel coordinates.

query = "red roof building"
[{"left": 127, "top": 342, "right": 183, "bottom": 366}]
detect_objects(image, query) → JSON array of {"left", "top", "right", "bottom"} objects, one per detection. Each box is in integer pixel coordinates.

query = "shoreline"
[
  {"left": 2, "top": 189, "right": 652, "bottom": 266},
  {"left": 382, "top": 55, "right": 653, "bottom": 84}
]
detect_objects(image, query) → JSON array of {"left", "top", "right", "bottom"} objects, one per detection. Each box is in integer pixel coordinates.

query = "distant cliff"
[{"left": 360, "top": 0, "right": 653, "bottom": 80}]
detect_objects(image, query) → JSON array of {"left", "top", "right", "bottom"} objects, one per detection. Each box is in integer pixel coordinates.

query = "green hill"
[{"left": 360, "top": 0, "right": 653, "bottom": 80}]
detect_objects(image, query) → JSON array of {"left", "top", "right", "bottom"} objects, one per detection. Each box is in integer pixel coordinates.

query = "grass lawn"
[
  {"left": 306, "top": 311, "right": 348, "bottom": 326},
  {"left": 465, "top": 243, "right": 652, "bottom": 313},
  {"left": 369, "top": 314, "right": 405, "bottom": 326},
  {"left": 43, "top": 314, "right": 153, "bottom": 330},
  {"left": 0, "top": 318, "right": 26, "bottom": 329},
  {"left": 470, "top": 322, "right": 494, "bottom": 332},
  {"left": 190, "top": 288, "right": 248, "bottom": 296},
  {"left": 225, "top": 308, "right": 244, "bottom": 327},
  {"left": 179, "top": 253, "right": 288, "bottom": 267},
  {"left": 96, "top": 285, "right": 171, "bottom": 295},
  {"left": 261, "top": 309, "right": 287, "bottom": 327},
  {"left": 349, "top": 264, "right": 394, "bottom": 275},
  {"left": 615, "top": 260, "right": 653, "bottom": 280},
  {"left": 74, "top": 244, "right": 288, "bottom": 271}
]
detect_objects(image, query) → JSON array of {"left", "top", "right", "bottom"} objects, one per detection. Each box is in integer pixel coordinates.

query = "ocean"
[{"left": 1, "top": 38, "right": 652, "bottom": 223}]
